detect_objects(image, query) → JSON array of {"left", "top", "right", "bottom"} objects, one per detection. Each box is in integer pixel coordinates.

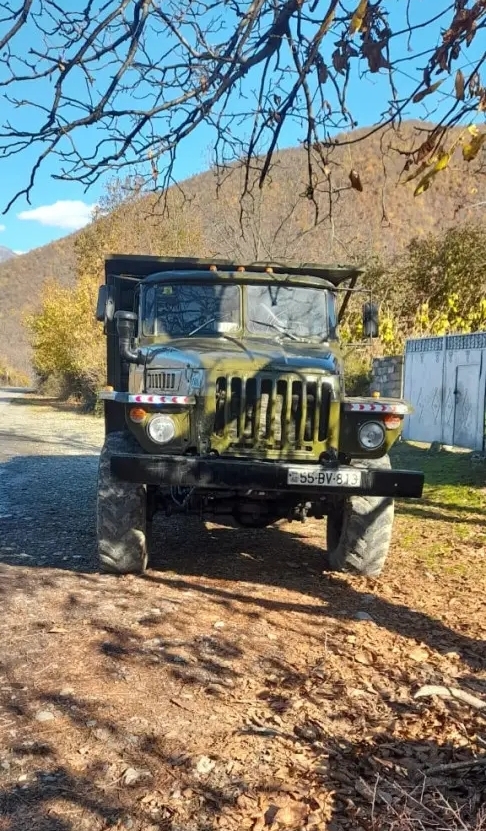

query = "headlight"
[
  {"left": 358, "top": 421, "right": 385, "bottom": 450},
  {"left": 147, "top": 414, "right": 176, "bottom": 444}
]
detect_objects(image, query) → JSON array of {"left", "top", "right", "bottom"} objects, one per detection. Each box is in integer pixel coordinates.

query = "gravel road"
[{"left": 0, "top": 388, "right": 104, "bottom": 571}]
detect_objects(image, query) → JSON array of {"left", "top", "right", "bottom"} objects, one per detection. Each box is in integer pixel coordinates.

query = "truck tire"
[
  {"left": 325, "top": 455, "right": 394, "bottom": 577},
  {"left": 96, "top": 431, "right": 149, "bottom": 574}
]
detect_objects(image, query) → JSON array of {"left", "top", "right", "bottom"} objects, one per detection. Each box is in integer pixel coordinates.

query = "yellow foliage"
[
  {"left": 350, "top": 0, "right": 368, "bottom": 34},
  {"left": 414, "top": 150, "right": 452, "bottom": 196},
  {"left": 339, "top": 313, "right": 362, "bottom": 344},
  {"left": 414, "top": 294, "right": 486, "bottom": 338},
  {"left": 27, "top": 180, "right": 203, "bottom": 404},
  {"left": 462, "top": 130, "right": 486, "bottom": 162},
  {"left": 379, "top": 310, "right": 402, "bottom": 355},
  {"left": 26, "top": 274, "right": 105, "bottom": 396}
]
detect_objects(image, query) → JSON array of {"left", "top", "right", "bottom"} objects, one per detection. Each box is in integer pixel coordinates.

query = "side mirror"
[
  {"left": 95, "top": 285, "right": 115, "bottom": 323},
  {"left": 362, "top": 302, "right": 379, "bottom": 339}
]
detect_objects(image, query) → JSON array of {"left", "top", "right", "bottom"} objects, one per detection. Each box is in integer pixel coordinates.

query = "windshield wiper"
[
  {"left": 187, "top": 320, "right": 252, "bottom": 353},
  {"left": 188, "top": 317, "right": 216, "bottom": 336},
  {"left": 249, "top": 319, "right": 303, "bottom": 342},
  {"left": 188, "top": 317, "right": 242, "bottom": 341}
]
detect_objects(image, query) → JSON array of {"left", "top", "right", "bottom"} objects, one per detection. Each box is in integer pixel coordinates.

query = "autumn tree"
[
  {"left": 202, "top": 162, "right": 348, "bottom": 262},
  {"left": 27, "top": 180, "right": 203, "bottom": 403},
  {"left": 341, "top": 222, "right": 486, "bottom": 355},
  {"left": 0, "top": 1, "right": 485, "bottom": 216},
  {"left": 394, "top": 223, "right": 486, "bottom": 336}
]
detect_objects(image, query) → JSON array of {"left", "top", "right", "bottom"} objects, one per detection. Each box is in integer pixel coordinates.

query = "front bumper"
[{"left": 110, "top": 454, "right": 424, "bottom": 498}]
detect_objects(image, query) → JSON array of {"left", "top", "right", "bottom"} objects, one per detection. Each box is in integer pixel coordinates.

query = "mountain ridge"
[
  {"left": 0, "top": 120, "right": 485, "bottom": 374},
  {"left": 0, "top": 245, "right": 17, "bottom": 263}
]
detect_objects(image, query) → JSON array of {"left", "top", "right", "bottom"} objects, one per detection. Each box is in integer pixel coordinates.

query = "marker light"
[{"left": 129, "top": 407, "right": 147, "bottom": 423}]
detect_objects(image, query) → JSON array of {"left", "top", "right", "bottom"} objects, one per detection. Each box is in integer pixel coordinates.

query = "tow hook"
[{"left": 288, "top": 502, "right": 312, "bottom": 523}]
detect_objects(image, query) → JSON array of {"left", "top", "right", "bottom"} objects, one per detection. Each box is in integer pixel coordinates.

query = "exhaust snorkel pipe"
[{"left": 115, "top": 310, "right": 144, "bottom": 365}]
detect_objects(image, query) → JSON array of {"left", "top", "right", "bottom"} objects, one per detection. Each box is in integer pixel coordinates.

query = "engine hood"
[{"left": 142, "top": 336, "right": 342, "bottom": 376}]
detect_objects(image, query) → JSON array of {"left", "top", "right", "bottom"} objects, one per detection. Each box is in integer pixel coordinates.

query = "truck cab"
[{"left": 96, "top": 255, "right": 424, "bottom": 576}]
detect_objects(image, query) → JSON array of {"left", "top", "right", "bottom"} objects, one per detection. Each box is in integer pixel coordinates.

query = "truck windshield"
[
  {"left": 247, "top": 284, "right": 329, "bottom": 340},
  {"left": 143, "top": 284, "right": 241, "bottom": 337}
]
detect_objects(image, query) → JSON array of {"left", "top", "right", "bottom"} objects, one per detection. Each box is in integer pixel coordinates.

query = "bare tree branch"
[
  {"left": 0, "top": 0, "right": 485, "bottom": 213},
  {"left": 415, "top": 684, "right": 486, "bottom": 711}
]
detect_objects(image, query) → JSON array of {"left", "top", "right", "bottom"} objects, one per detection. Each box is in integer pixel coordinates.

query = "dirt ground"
[{"left": 0, "top": 389, "right": 485, "bottom": 831}]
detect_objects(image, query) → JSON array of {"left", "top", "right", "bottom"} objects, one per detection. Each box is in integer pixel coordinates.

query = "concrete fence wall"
[
  {"left": 371, "top": 355, "right": 404, "bottom": 399},
  {"left": 403, "top": 332, "right": 486, "bottom": 450}
]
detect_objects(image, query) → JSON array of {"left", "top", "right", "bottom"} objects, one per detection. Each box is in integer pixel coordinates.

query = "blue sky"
[{"left": 0, "top": 2, "right": 484, "bottom": 255}]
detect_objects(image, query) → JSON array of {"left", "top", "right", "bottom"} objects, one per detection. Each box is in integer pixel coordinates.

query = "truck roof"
[{"left": 105, "top": 254, "right": 363, "bottom": 287}]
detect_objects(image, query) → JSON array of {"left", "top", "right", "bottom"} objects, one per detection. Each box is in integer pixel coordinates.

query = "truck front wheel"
[
  {"left": 325, "top": 455, "right": 394, "bottom": 578},
  {"left": 96, "top": 432, "right": 149, "bottom": 574}
]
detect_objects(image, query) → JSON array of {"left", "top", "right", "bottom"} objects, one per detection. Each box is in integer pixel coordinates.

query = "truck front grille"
[
  {"left": 145, "top": 370, "right": 181, "bottom": 392},
  {"left": 214, "top": 374, "right": 332, "bottom": 451}
]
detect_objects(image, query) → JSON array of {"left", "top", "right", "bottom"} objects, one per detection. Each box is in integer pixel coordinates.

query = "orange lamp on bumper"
[{"left": 129, "top": 407, "right": 147, "bottom": 423}]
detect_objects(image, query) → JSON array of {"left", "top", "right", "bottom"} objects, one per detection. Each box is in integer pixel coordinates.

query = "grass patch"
[
  {"left": 390, "top": 441, "right": 485, "bottom": 571},
  {"left": 391, "top": 440, "right": 485, "bottom": 507}
]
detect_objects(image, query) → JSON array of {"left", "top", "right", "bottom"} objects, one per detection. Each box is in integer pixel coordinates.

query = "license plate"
[{"left": 287, "top": 467, "right": 362, "bottom": 488}]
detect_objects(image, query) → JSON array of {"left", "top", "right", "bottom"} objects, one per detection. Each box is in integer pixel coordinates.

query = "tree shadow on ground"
[
  {"left": 0, "top": 454, "right": 99, "bottom": 576},
  {"left": 0, "top": 430, "right": 101, "bottom": 453},
  {"left": 0, "top": 647, "right": 484, "bottom": 831},
  {"left": 0, "top": 386, "right": 36, "bottom": 394},
  {"left": 8, "top": 395, "right": 94, "bottom": 415},
  {"left": 0, "top": 449, "right": 484, "bottom": 666},
  {"left": 397, "top": 503, "right": 486, "bottom": 525},
  {"left": 145, "top": 517, "right": 485, "bottom": 671},
  {"left": 391, "top": 441, "right": 486, "bottom": 490},
  {"left": 0, "top": 445, "right": 485, "bottom": 829}
]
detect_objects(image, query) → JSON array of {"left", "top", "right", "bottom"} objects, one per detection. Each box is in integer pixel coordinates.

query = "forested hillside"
[{"left": 1, "top": 120, "right": 485, "bottom": 382}]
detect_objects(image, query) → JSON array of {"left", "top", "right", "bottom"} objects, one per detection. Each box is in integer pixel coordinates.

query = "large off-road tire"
[
  {"left": 96, "top": 431, "right": 149, "bottom": 574},
  {"left": 325, "top": 455, "right": 394, "bottom": 578}
]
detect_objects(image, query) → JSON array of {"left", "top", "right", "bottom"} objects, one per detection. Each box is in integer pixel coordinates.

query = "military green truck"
[{"left": 96, "top": 255, "right": 424, "bottom": 577}]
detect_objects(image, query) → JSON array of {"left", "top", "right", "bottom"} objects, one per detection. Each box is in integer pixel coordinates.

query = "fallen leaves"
[
  {"left": 122, "top": 766, "right": 150, "bottom": 786},
  {"left": 195, "top": 755, "right": 217, "bottom": 775},
  {"left": 251, "top": 795, "right": 310, "bottom": 830},
  {"left": 408, "top": 645, "right": 430, "bottom": 662},
  {"left": 2, "top": 388, "right": 486, "bottom": 831},
  {"left": 273, "top": 801, "right": 309, "bottom": 827},
  {"left": 354, "top": 650, "right": 375, "bottom": 666}
]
